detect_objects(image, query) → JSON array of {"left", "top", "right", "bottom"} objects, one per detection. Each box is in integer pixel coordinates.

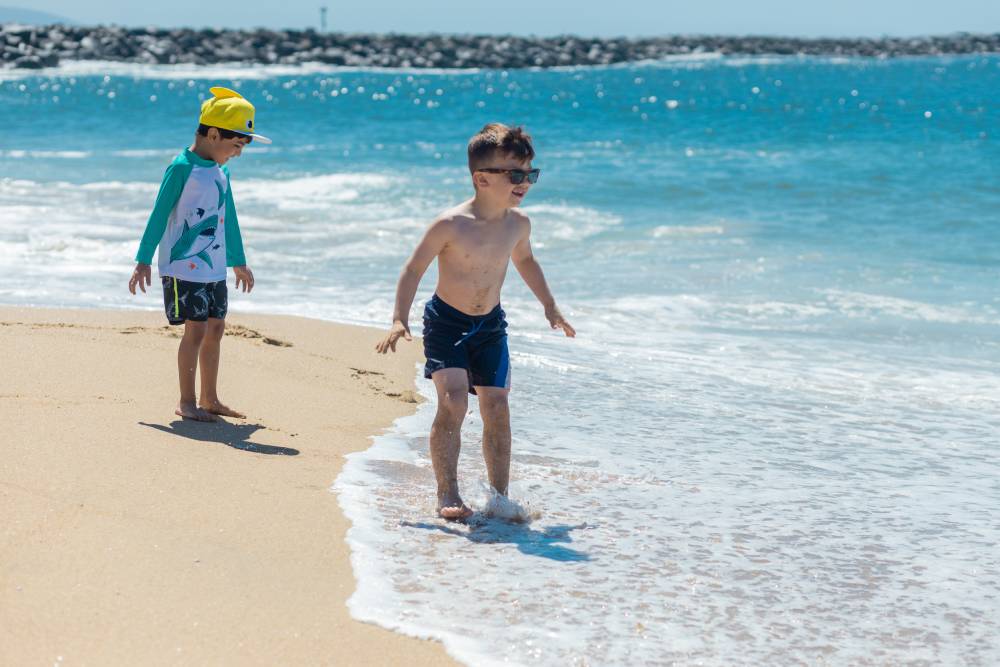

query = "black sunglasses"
[
  {"left": 216, "top": 128, "right": 253, "bottom": 144},
  {"left": 477, "top": 168, "right": 540, "bottom": 185}
]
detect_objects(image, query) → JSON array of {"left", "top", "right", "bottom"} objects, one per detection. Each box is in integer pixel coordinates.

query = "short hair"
[
  {"left": 467, "top": 123, "right": 535, "bottom": 173},
  {"left": 197, "top": 123, "right": 248, "bottom": 140}
]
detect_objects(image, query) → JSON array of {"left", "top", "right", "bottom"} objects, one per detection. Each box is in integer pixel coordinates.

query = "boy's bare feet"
[
  {"left": 437, "top": 494, "right": 474, "bottom": 521},
  {"left": 199, "top": 401, "right": 246, "bottom": 419},
  {"left": 176, "top": 402, "right": 217, "bottom": 422}
]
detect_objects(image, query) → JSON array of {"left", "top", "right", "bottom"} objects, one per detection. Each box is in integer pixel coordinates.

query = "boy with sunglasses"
[
  {"left": 376, "top": 122, "right": 575, "bottom": 520},
  {"left": 128, "top": 86, "right": 270, "bottom": 422}
]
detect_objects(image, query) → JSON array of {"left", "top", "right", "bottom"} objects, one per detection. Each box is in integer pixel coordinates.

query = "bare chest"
[{"left": 441, "top": 223, "right": 520, "bottom": 273}]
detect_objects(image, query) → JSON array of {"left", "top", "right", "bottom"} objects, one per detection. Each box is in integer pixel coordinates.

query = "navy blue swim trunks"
[
  {"left": 422, "top": 294, "right": 510, "bottom": 395},
  {"left": 161, "top": 276, "right": 228, "bottom": 325}
]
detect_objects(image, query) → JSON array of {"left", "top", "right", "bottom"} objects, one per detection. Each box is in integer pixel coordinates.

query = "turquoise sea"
[{"left": 2, "top": 55, "right": 998, "bottom": 665}]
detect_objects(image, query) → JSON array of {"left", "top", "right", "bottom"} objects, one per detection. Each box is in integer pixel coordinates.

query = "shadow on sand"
[
  {"left": 139, "top": 420, "right": 300, "bottom": 456},
  {"left": 401, "top": 519, "right": 592, "bottom": 562}
]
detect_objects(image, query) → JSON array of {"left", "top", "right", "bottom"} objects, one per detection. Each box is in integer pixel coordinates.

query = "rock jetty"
[{"left": 2, "top": 24, "right": 998, "bottom": 69}]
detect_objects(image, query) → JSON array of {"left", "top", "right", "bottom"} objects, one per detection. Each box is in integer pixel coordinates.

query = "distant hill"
[{"left": 0, "top": 5, "right": 75, "bottom": 25}]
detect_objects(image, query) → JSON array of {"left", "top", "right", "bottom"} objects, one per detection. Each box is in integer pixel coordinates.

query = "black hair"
[{"left": 197, "top": 123, "right": 248, "bottom": 140}]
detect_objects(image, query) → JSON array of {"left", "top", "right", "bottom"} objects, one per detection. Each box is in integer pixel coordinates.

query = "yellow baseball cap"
[{"left": 199, "top": 86, "right": 272, "bottom": 144}]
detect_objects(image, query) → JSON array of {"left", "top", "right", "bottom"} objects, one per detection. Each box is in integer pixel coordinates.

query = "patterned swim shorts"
[{"left": 161, "top": 276, "right": 228, "bottom": 325}]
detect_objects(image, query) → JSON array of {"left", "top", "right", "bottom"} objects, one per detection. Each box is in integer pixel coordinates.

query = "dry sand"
[{"left": 0, "top": 306, "right": 455, "bottom": 665}]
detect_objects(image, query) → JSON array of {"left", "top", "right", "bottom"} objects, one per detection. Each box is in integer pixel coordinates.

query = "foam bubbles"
[{"left": 471, "top": 486, "right": 538, "bottom": 524}]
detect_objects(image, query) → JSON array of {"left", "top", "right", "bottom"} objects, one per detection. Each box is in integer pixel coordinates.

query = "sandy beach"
[{"left": 0, "top": 306, "right": 454, "bottom": 665}]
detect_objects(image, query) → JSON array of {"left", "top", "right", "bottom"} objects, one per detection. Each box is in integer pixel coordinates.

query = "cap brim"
[{"left": 233, "top": 131, "right": 272, "bottom": 145}]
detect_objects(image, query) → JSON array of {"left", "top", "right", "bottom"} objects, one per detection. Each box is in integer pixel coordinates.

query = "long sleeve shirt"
[{"left": 135, "top": 148, "right": 246, "bottom": 282}]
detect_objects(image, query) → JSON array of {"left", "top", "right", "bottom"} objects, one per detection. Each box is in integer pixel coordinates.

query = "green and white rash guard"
[{"left": 135, "top": 148, "right": 246, "bottom": 283}]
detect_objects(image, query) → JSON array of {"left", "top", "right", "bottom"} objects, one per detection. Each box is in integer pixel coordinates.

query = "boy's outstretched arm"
[
  {"left": 375, "top": 219, "right": 450, "bottom": 354},
  {"left": 511, "top": 220, "right": 576, "bottom": 338}
]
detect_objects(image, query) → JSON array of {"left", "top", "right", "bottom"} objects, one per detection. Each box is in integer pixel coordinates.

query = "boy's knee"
[
  {"left": 437, "top": 391, "right": 468, "bottom": 421},
  {"left": 479, "top": 393, "right": 510, "bottom": 420},
  {"left": 183, "top": 321, "right": 208, "bottom": 341},
  {"left": 206, "top": 318, "right": 225, "bottom": 340}
]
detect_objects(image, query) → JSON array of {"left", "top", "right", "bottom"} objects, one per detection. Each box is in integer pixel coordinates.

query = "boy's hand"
[
  {"left": 545, "top": 305, "right": 576, "bottom": 338},
  {"left": 234, "top": 266, "right": 254, "bottom": 293},
  {"left": 128, "top": 263, "right": 151, "bottom": 294},
  {"left": 375, "top": 320, "right": 412, "bottom": 354}
]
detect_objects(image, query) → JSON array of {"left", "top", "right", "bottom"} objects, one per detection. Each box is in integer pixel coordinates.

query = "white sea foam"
[
  {"left": 335, "top": 318, "right": 1000, "bottom": 666},
  {"left": 334, "top": 277, "right": 1000, "bottom": 663},
  {"left": 0, "top": 149, "right": 90, "bottom": 159},
  {"left": 651, "top": 224, "right": 725, "bottom": 237},
  {"left": 0, "top": 60, "right": 340, "bottom": 81},
  {"left": 0, "top": 171, "right": 430, "bottom": 311},
  {"left": 823, "top": 289, "right": 1000, "bottom": 325},
  {"left": 77, "top": 180, "right": 157, "bottom": 193},
  {"left": 0, "top": 59, "right": 485, "bottom": 82},
  {"left": 508, "top": 350, "right": 586, "bottom": 373},
  {"left": 238, "top": 172, "right": 394, "bottom": 210},
  {"left": 634, "top": 53, "right": 874, "bottom": 69},
  {"left": 111, "top": 149, "right": 178, "bottom": 158},
  {"left": 525, "top": 203, "right": 622, "bottom": 242},
  {"left": 0, "top": 52, "right": 897, "bottom": 86}
]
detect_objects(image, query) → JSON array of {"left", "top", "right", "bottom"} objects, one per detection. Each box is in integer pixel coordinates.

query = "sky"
[{"left": 12, "top": 0, "right": 1000, "bottom": 37}]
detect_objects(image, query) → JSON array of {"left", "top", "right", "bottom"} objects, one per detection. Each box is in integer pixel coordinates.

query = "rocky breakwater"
[{"left": 3, "top": 24, "right": 1000, "bottom": 69}]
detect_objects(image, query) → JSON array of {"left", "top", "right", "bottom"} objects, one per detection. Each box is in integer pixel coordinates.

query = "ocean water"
[{"left": 2, "top": 55, "right": 999, "bottom": 665}]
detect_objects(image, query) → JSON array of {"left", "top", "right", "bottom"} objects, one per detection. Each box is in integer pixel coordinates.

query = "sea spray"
[{"left": 468, "top": 484, "right": 540, "bottom": 525}]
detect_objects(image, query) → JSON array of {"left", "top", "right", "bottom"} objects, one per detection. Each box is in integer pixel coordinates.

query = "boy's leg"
[
  {"left": 467, "top": 322, "right": 511, "bottom": 495},
  {"left": 176, "top": 320, "right": 214, "bottom": 422},
  {"left": 430, "top": 368, "right": 473, "bottom": 519},
  {"left": 474, "top": 386, "right": 511, "bottom": 496},
  {"left": 198, "top": 317, "right": 245, "bottom": 418}
]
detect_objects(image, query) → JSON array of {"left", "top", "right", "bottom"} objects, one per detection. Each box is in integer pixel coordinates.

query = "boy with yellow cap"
[{"left": 128, "top": 87, "right": 271, "bottom": 422}]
